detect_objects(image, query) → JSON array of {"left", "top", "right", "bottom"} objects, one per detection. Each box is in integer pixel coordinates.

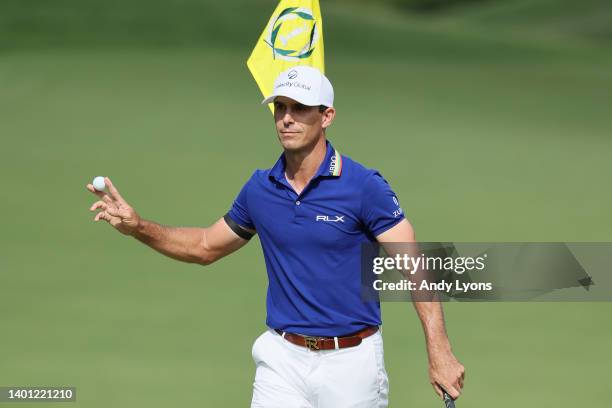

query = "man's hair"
[{"left": 319, "top": 105, "right": 328, "bottom": 113}]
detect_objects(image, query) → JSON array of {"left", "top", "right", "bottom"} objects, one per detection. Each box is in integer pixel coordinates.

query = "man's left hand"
[{"left": 428, "top": 348, "right": 465, "bottom": 400}]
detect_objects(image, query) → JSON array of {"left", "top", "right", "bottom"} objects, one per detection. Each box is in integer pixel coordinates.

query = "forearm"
[
  {"left": 131, "top": 219, "right": 207, "bottom": 265},
  {"left": 375, "top": 221, "right": 464, "bottom": 397},
  {"left": 413, "top": 299, "right": 465, "bottom": 398},
  {"left": 413, "top": 301, "right": 452, "bottom": 356}
]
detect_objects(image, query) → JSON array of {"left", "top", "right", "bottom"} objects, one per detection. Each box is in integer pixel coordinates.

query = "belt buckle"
[{"left": 304, "top": 336, "right": 320, "bottom": 351}]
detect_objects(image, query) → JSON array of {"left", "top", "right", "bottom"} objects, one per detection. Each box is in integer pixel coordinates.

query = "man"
[{"left": 87, "top": 65, "right": 464, "bottom": 407}]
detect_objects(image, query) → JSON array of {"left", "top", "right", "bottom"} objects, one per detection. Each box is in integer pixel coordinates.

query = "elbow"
[
  {"left": 195, "top": 228, "right": 222, "bottom": 266},
  {"left": 198, "top": 258, "right": 216, "bottom": 267},
  {"left": 196, "top": 251, "right": 218, "bottom": 266},
  {"left": 195, "top": 239, "right": 220, "bottom": 266}
]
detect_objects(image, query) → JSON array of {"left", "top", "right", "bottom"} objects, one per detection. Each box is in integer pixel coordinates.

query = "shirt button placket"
[{"left": 294, "top": 199, "right": 303, "bottom": 224}]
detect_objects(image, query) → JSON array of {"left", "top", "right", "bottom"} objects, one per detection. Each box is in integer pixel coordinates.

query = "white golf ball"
[{"left": 92, "top": 176, "right": 106, "bottom": 191}]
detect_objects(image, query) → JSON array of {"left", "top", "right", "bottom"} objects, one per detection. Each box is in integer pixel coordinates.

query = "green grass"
[{"left": 1, "top": 0, "right": 611, "bottom": 407}]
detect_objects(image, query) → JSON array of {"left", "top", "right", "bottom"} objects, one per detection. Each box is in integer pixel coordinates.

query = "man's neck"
[{"left": 284, "top": 136, "right": 327, "bottom": 194}]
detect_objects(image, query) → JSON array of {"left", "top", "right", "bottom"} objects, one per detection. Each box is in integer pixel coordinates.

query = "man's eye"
[{"left": 295, "top": 104, "right": 306, "bottom": 110}]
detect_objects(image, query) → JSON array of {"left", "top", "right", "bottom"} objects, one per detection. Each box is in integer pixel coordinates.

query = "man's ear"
[{"left": 322, "top": 107, "right": 336, "bottom": 129}]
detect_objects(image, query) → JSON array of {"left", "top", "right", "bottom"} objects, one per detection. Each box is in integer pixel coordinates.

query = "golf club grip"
[{"left": 443, "top": 391, "right": 456, "bottom": 408}]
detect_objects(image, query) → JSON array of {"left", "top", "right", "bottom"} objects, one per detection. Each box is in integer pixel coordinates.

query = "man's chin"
[
  {"left": 277, "top": 133, "right": 321, "bottom": 154},
  {"left": 278, "top": 137, "right": 304, "bottom": 151}
]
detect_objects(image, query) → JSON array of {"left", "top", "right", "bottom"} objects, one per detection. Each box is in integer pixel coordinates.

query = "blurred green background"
[{"left": 1, "top": 0, "right": 611, "bottom": 406}]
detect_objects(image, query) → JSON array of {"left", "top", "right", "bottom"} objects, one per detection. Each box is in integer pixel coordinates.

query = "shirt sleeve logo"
[{"left": 392, "top": 196, "right": 403, "bottom": 218}]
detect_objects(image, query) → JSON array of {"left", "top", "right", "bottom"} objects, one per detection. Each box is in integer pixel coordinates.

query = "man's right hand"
[{"left": 87, "top": 177, "right": 141, "bottom": 236}]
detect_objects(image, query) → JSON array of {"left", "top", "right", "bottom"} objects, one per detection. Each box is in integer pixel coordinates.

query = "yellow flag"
[{"left": 247, "top": 0, "right": 325, "bottom": 113}]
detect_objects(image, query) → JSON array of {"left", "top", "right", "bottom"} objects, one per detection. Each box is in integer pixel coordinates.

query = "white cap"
[{"left": 262, "top": 66, "right": 334, "bottom": 108}]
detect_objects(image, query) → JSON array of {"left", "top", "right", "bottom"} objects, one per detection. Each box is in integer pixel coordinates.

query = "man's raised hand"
[{"left": 86, "top": 177, "right": 141, "bottom": 236}]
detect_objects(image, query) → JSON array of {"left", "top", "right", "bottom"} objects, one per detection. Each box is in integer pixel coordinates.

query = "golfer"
[{"left": 87, "top": 65, "right": 465, "bottom": 407}]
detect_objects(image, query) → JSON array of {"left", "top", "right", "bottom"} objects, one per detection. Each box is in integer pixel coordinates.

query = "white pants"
[{"left": 250, "top": 328, "right": 389, "bottom": 408}]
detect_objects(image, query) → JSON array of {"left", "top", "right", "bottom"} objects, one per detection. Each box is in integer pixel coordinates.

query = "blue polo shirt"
[{"left": 227, "top": 140, "right": 404, "bottom": 336}]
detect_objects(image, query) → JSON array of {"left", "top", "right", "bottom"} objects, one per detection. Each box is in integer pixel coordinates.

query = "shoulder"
[
  {"left": 249, "top": 168, "right": 278, "bottom": 188},
  {"left": 240, "top": 168, "right": 270, "bottom": 187},
  {"left": 338, "top": 153, "right": 387, "bottom": 189}
]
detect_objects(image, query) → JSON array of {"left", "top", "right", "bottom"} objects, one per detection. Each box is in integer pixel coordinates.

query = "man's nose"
[{"left": 282, "top": 110, "right": 295, "bottom": 125}]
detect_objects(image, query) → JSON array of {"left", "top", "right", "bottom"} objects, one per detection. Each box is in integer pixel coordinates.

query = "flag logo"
[{"left": 263, "top": 7, "right": 320, "bottom": 61}]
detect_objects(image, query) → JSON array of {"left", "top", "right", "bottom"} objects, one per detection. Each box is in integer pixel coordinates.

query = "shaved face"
[{"left": 273, "top": 96, "right": 334, "bottom": 153}]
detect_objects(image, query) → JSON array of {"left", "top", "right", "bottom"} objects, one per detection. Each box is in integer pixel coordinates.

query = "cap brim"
[{"left": 261, "top": 95, "right": 277, "bottom": 105}]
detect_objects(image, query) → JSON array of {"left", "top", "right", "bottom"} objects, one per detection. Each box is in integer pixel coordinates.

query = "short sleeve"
[
  {"left": 227, "top": 172, "right": 256, "bottom": 230},
  {"left": 360, "top": 171, "right": 405, "bottom": 237}
]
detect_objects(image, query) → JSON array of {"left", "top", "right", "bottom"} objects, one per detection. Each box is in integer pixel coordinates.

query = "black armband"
[{"left": 223, "top": 213, "right": 255, "bottom": 240}]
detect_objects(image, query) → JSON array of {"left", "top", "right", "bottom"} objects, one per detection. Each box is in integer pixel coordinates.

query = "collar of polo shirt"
[{"left": 268, "top": 141, "right": 343, "bottom": 184}]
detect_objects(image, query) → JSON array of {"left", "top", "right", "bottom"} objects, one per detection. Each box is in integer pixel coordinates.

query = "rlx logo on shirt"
[{"left": 316, "top": 215, "right": 345, "bottom": 223}]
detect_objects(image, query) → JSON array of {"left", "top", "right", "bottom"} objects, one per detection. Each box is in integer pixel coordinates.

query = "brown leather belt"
[{"left": 275, "top": 326, "right": 379, "bottom": 351}]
